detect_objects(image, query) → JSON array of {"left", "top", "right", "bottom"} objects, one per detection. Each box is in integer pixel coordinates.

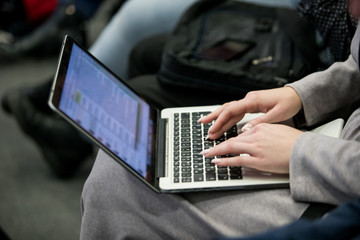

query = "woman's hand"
[
  {"left": 198, "top": 87, "right": 302, "bottom": 140},
  {"left": 200, "top": 123, "right": 303, "bottom": 174}
]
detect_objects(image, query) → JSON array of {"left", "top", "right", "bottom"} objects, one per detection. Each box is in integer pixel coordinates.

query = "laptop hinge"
[{"left": 156, "top": 118, "right": 167, "bottom": 181}]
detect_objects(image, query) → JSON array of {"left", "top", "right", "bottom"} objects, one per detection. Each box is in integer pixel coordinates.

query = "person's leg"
[
  {"left": 89, "top": 0, "right": 197, "bottom": 80},
  {"left": 1, "top": 81, "right": 93, "bottom": 178},
  {"left": 81, "top": 149, "right": 308, "bottom": 239}
]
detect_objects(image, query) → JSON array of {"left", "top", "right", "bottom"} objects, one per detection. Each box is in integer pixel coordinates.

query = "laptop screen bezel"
[{"left": 49, "top": 35, "right": 160, "bottom": 191}]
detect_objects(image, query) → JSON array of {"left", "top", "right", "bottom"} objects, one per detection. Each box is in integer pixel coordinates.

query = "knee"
[{"left": 81, "top": 151, "right": 125, "bottom": 211}]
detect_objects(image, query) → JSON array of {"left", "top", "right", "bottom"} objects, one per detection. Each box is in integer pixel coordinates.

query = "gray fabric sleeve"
[
  {"left": 290, "top": 96, "right": 360, "bottom": 205},
  {"left": 290, "top": 130, "right": 360, "bottom": 205},
  {"left": 287, "top": 55, "right": 360, "bottom": 126}
]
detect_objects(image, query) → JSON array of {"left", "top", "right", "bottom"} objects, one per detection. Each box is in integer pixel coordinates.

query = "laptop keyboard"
[{"left": 173, "top": 112, "right": 242, "bottom": 183}]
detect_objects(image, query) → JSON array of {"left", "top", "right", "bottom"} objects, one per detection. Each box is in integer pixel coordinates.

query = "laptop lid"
[{"left": 49, "top": 35, "right": 161, "bottom": 192}]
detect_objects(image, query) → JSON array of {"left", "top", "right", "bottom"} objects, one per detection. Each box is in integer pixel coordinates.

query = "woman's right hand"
[{"left": 198, "top": 86, "right": 303, "bottom": 140}]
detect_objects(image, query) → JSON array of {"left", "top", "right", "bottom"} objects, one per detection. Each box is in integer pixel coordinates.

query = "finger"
[
  {"left": 207, "top": 119, "right": 240, "bottom": 140},
  {"left": 200, "top": 139, "right": 254, "bottom": 157},
  {"left": 211, "top": 155, "right": 259, "bottom": 169},
  {"left": 208, "top": 110, "right": 245, "bottom": 139},
  {"left": 209, "top": 104, "right": 238, "bottom": 130},
  {"left": 241, "top": 107, "right": 283, "bottom": 131},
  {"left": 197, "top": 106, "right": 224, "bottom": 124}
]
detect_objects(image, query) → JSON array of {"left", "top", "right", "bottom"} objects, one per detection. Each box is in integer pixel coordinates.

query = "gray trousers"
[{"left": 80, "top": 151, "right": 308, "bottom": 239}]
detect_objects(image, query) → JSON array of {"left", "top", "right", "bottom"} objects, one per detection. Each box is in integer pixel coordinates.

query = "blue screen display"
[{"left": 59, "top": 44, "right": 154, "bottom": 178}]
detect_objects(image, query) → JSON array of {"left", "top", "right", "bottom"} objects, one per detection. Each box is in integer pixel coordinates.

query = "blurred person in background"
[
  {"left": 0, "top": 0, "right": 105, "bottom": 60},
  {"left": 1, "top": 0, "right": 200, "bottom": 178}
]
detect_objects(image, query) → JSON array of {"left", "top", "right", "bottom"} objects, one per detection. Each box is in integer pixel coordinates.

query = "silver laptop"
[{"left": 48, "top": 35, "right": 344, "bottom": 193}]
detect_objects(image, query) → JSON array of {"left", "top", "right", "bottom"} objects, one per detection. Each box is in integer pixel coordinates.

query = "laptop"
[{"left": 49, "top": 35, "right": 344, "bottom": 193}]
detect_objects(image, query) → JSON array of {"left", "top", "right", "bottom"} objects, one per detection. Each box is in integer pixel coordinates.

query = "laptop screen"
[{"left": 53, "top": 40, "right": 157, "bottom": 185}]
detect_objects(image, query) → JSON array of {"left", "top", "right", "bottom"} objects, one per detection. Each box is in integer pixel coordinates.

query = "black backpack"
[{"left": 157, "top": 0, "right": 321, "bottom": 96}]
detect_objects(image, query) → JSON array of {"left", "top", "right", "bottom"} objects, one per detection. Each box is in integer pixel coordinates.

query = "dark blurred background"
[{"left": 0, "top": 0, "right": 122, "bottom": 239}]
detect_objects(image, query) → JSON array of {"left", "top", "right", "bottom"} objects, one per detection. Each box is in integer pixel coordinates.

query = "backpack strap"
[{"left": 300, "top": 202, "right": 337, "bottom": 220}]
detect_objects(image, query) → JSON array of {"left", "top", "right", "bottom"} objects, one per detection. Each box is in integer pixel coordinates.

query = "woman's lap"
[{"left": 80, "top": 149, "right": 308, "bottom": 239}]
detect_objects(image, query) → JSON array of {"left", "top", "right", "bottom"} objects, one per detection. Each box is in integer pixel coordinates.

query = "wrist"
[{"left": 284, "top": 86, "right": 303, "bottom": 114}]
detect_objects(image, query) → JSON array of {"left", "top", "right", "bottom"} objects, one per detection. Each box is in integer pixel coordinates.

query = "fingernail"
[
  {"left": 198, "top": 116, "right": 205, "bottom": 122},
  {"left": 211, "top": 158, "right": 221, "bottom": 164},
  {"left": 200, "top": 148, "right": 211, "bottom": 156},
  {"left": 205, "top": 135, "right": 211, "bottom": 140},
  {"left": 241, "top": 124, "right": 253, "bottom": 132}
]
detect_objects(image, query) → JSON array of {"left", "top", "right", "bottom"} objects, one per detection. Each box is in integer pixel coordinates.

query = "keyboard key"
[
  {"left": 181, "top": 156, "right": 191, "bottom": 161},
  {"left": 230, "top": 174, "right": 243, "bottom": 180},
  {"left": 182, "top": 167, "right": 191, "bottom": 172},
  {"left": 193, "top": 169, "right": 204, "bottom": 174},
  {"left": 181, "top": 152, "right": 191, "bottom": 157},
  {"left": 182, "top": 172, "right": 191, "bottom": 177},
  {"left": 181, "top": 162, "right": 191, "bottom": 167},
  {"left": 181, "top": 113, "right": 190, "bottom": 118},
  {"left": 194, "top": 174, "right": 204, "bottom": 182},
  {"left": 182, "top": 177, "right": 191, "bottom": 182},
  {"left": 206, "top": 166, "right": 216, "bottom": 172},
  {"left": 193, "top": 163, "right": 204, "bottom": 169},
  {"left": 218, "top": 174, "right": 229, "bottom": 180},
  {"left": 193, "top": 159, "right": 203, "bottom": 164},
  {"left": 181, "top": 147, "right": 191, "bottom": 152},
  {"left": 206, "top": 173, "right": 216, "bottom": 181},
  {"left": 217, "top": 167, "right": 228, "bottom": 174}
]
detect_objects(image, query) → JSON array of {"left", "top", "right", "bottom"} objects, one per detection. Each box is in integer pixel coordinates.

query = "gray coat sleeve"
[
  {"left": 288, "top": 55, "right": 360, "bottom": 126},
  {"left": 289, "top": 127, "right": 360, "bottom": 205},
  {"left": 288, "top": 21, "right": 360, "bottom": 126},
  {"left": 285, "top": 23, "right": 360, "bottom": 205}
]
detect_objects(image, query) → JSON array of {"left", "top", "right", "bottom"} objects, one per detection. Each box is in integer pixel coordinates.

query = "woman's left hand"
[{"left": 200, "top": 123, "right": 303, "bottom": 174}]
